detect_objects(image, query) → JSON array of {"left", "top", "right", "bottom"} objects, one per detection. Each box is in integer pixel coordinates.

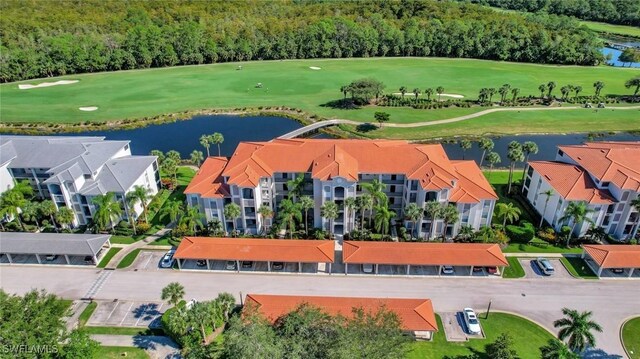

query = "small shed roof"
[
  {"left": 583, "top": 245, "right": 640, "bottom": 269},
  {"left": 0, "top": 232, "right": 110, "bottom": 256}
]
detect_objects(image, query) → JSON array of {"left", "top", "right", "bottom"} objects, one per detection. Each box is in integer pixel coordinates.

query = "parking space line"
[
  {"left": 142, "top": 253, "right": 153, "bottom": 270},
  {"left": 119, "top": 301, "right": 135, "bottom": 326},
  {"left": 105, "top": 301, "right": 120, "bottom": 323},
  {"left": 134, "top": 302, "right": 148, "bottom": 327}
]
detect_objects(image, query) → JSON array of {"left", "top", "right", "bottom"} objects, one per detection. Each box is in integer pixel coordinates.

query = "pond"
[{"left": 601, "top": 47, "right": 640, "bottom": 68}]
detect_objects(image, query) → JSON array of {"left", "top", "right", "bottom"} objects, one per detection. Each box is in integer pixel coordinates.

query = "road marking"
[
  {"left": 142, "top": 253, "right": 153, "bottom": 270},
  {"left": 105, "top": 301, "right": 120, "bottom": 323},
  {"left": 119, "top": 301, "right": 135, "bottom": 326}
]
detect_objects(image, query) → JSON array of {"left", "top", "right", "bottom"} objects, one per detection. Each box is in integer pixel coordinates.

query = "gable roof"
[
  {"left": 342, "top": 241, "right": 508, "bottom": 266},
  {"left": 174, "top": 237, "right": 335, "bottom": 263},
  {"left": 0, "top": 232, "right": 111, "bottom": 256},
  {"left": 245, "top": 294, "right": 438, "bottom": 332},
  {"left": 184, "top": 157, "right": 230, "bottom": 198},
  {"left": 583, "top": 245, "right": 640, "bottom": 269},
  {"left": 558, "top": 142, "right": 640, "bottom": 191},
  {"left": 529, "top": 161, "right": 615, "bottom": 204}
]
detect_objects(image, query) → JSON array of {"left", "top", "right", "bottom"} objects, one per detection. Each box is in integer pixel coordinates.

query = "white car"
[
  {"left": 362, "top": 264, "right": 374, "bottom": 274},
  {"left": 441, "top": 265, "right": 455, "bottom": 275},
  {"left": 160, "top": 250, "right": 175, "bottom": 268},
  {"left": 463, "top": 308, "right": 481, "bottom": 334}
]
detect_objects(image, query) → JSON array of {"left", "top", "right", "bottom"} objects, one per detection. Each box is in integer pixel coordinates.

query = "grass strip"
[
  {"left": 78, "top": 302, "right": 98, "bottom": 327},
  {"left": 503, "top": 257, "right": 525, "bottom": 278},
  {"left": 559, "top": 257, "right": 598, "bottom": 279},
  {"left": 116, "top": 249, "right": 142, "bottom": 269},
  {"left": 97, "top": 248, "right": 122, "bottom": 268},
  {"left": 622, "top": 317, "right": 640, "bottom": 359}
]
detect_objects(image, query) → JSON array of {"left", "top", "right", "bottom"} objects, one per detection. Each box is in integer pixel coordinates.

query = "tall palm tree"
[
  {"left": 92, "top": 192, "right": 122, "bottom": 233},
  {"left": 592, "top": 81, "right": 604, "bottom": 97},
  {"left": 538, "top": 84, "right": 547, "bottom": 99},
  {"left": 374, "top": 204, "right": 395, "bottom": 235},
  {"left": 511, "top": 87, "right": 520, "bottom": 103},
  {"left": 498, "top": 83, "right": 511, "bottom": 104},
  {"left": 286, "top": 173, "right": 305, "bottom": 202},
  {"left": 629, "top": 197, "right": 640, "bottom": 240},
  {"left": 424, "top": 201, "right": 443, "bottom": 240},
  {"left": 298, "top": 196, "right": 314, "bottom": 236},
  {"left": 573, "top": 85, "right": 582, "bottom": 99},
  {"left": 190, "top": 150, "right": 204, "bottom": 167},
  {"left": 162, "top": 158, "right": 178, "bottom": 185},
  {"left": 625, "top": 76, "right": 640, "bottom": 99},
  {"left": 459, "top": 139, "right": 472, "bottom": 160},
  {"left": 181, "top": 206, "right": 204, "bottom": 234},
  {"left": 412, "top": 88, "right": 420, "bottom": 101},
  {"left": 540, "top": 339, "right": 580, "bottom": 359},
  {"left": 547, "top": 81, "right": 556, "bottom": 99},
  {"left": 127, "top": 185, "right": 153, "bottom": 223},
  {"left": 507, "top": 142, "right": 524, "bottom": 194},
  {"left": 258, "top": 204, "right": 273, "bottom": 234},
  {"left": 539, "top": 189, "right": 555, "bottom": 228},
  {"left": 485, "top": 152, "right": 501, "bottom": 181},
  {"left": 13, "top": 180, "right": 34, "bottom": 198},
  {"left": 124, "top": 196, "right": 138, "bottom": 235},
  {"left": 553, "top": 308, "right": 603, "bottom": 352},
  {"left": 150, "top": 150, "right": 165, "bottom": 165},
  {"left": 478, "top": 138, "right": 494, "bottom": 167},
  {"left": 560, "top": 202, "right": 595, "bottom": 245},
  {"left": 321, "top": 201, "right": 339, "bottom": 238},
  {"left": 344, "top": 197, "right": 357, "bottom": 233},
  {"left": 399, "top": 86, "right": 407, "bottom": 98},
  {"left": 278, "top": 199, "right": 301, "bottom": 239},
  {"left": 39, "top": 199, "right": 59, "bottom": 232},
  {"left": 199, "top": 135, "right": 211, "bottom": 157},
  {"left": 190, "top": 302, "right": 215, "bottom": 343},
  {"left": 521, "top": 141, "right": 539, "bottom": 182},
  {"left": 20, "top": 201, "right": 40, "bottom": 231},
  {"left": 223, "top": 203, "right": 242, "bottom": 235},
  {"left": 209, "top": 132, "right": 225, "bottom": 156},
  {"left": 161, "top": 282, "right": 185, "bottom": 307},
  {"left": 441, "top": 204, "right": 459, "bottom": 239},
  {"left": 436, "top": 86, "right": 444, "bottom": 101},
  {"left": 486, "top": 87, "right": 496, "bottom": 103},
  {"left": 55, "top": 207, "right": 75, "bottom": 229},
  {"left": 161, "top": 200, "right": 183, "bottom": 225},
  {"left": 216, "top": 292, "right": 236, "bottom": 321},
  {"left": 404, "top": 202, "right": 422, "bottom": 238},
  {"left": 0, "top": 190, "right": 27, "bottom": 231},
  {"left": 495, "top": 202, "right": 521, "bottom": 227},
  {"left": 424, "top": 87, "right": 434, "bottom": 101},
  {"left": 361, "top": 179, "right": 387, "bottom": 207},
  {"left": 167, "top": 150, "right": 181, "bottom": 163},
  {"left": 358, "top": 194, "right": 374, "bottom": 230}
]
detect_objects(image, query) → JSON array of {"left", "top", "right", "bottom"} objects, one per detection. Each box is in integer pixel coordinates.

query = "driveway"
[
  {"left": 520, "top": 258, "right": 573, "bottom": 279},
  {"left": 129, "top": 251, "right": 165, "bottom": 271},
  {"left": 91, "top": 334, "right": 180, "bottom": 359},
  {"left": 87, "top": 300, "right": 166, "bottom": 328}
]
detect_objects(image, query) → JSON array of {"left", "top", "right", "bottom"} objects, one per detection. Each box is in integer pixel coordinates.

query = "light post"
[{"left": 485, "top": 299, "right": 492, "bottom": 319}]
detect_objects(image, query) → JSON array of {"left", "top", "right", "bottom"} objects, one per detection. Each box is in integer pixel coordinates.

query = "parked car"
[
  {"left": 463, "top": 308, "right": 482, "bottom": 334},
  {"left": 83, "top": 256, "right": 94, "bottom": 264},
  {"left": 362, "top": 263, "right": 374, "bottom": 274},
  {"left": 45, "top": 254, "right": 58, "bottom": 261},
  {"left": 536, "top": 257, "right": 555, "bottom": 275},
  {"left": 160, "top": 250, "right": 175, "bottom": 268},
  {"left": 441, "top": 265, "right": 455, "bottom": 275},
  {"left": 225, "top": 261, "right": 237, "bottom": 270},
  {"left": 272, "top": 262, "right": 284, "bottom": 270},
  {"left": 485, "top": 266, "right": 498, "bottom": 275},
  {"left": 196, "top": 259, "right": 207, "bottom": 267},
  {"left": 610, "top": 268, "right": 624, "bottom": 274},
  {"left": 241, "top": 261, "right": 254, "bottom": 268},
  {"left": 472, "top": 267, "right": 483, "bottom": 273}
]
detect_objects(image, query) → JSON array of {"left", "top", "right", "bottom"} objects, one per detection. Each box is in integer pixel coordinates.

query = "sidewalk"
[
  {"left": 105, "top": 228, "right": 171, "bottom": 269},
  {"left": 65, "top": 300, "right": 89, "bottom": 331},
  {"left": 91, "top": 334, "right": 180, "bottom": 359}
]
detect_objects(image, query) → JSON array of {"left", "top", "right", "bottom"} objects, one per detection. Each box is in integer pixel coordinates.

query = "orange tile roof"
[
  {"left": 342, "top": 241, "right": 508, "bottom": 266},
  {"left": 245, "top": 294, "right": 438, "bottom": 332},
  {"left": 217, "top": 139, "right": 496, "bottom": 202},
  {"left": 559, "top": 142, "right": 640, "bottom": 191},
  {"left": 184, "top": 157, "right": 230, "bottom": 198},
  {"left": 528, "top": 161, "right": 614, "bottom": 204},
  {"left": 583, "top": 245, "right": 640, "bottom": 269},
  {"left": 174, "top": 237, "right": 335, "bottom": 263}
]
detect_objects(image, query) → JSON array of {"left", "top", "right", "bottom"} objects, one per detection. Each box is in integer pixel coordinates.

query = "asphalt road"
[{"left": 1, "top": 265, "right": 637, "bottom": 357}]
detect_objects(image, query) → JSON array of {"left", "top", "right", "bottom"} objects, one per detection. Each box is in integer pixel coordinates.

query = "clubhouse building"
[{"left": 185, "top": 139, "right": 497, "bottom": 237}]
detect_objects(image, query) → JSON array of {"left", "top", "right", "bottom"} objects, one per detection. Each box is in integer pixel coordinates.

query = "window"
[
  {"left": 601, "top": 182, "right": 610, "bottom": 187},
  {"left": 124, "top": 144, "right": 129, "bottom": 151},
  {"left": 389, "top": 197, "right": 395, "bottom": 205},
  {"left": 242, "top": 188, "right": 254, "bottom": 199},
  {"left": 557, "top": 149, "right": 564, "bottom": 156},
  {"left": 621, "top": 192, "right": 630, "bottom": 201},
  {"left": 409, "top": 193, "right": 417, "bottom": 202},
  {"left": 190, "top": 196, "right": 198, "bottom": 206},
  {"left": 425, "top": 192, "right": 437, "bottom": 201},
  {"left": 389, "top": 185, "right": 396, "bottom": 193},
  {"left": 410, "top": 181, "right": 417, "bottom": 191},
  {"left": 209, "top": 200, "right": 218, "bottom": 209},
  {"left": 524, "top": 177, "right": 531, "bottom": 189},
  {"left": 527, "top": 166, "right": 534, "bottom": 177},
  {"left": 324, "top": 186, "right": 331, "bottom": 193},
  {"left": 84, "top": 174, "right": 91, "bottom": 179},
  {"left": 391, "top": 175, "right": 397, "bottom": 181}
]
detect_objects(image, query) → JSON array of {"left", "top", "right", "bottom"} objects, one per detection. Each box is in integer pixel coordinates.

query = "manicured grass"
[
  {"left": 2, "top": 57, "right": 638, "bottom": 137},
  {"left": 409, "top": 313, "right": 554, "bottom": 359},
  {"left": 110, "top": 235, "right": 138, "bottom": 244},
  {"left": 580, "top": 20, "right": 640, "bottom": 38},
  {"left": 95, "top": 346, "right": 149, "bottom": 359},
  {"left": 84, "top": 326, "right": 164, "bottom": 336},
  {"left": 78, "top": 302, "right": 97, "bottom": 327},
  {"left": 116, "top": 249, "right": 142, "bottom": 269},
  {"left": 622, "top": 317, "right": 640, "bottom": 359},
  {"left": 559, "top": 257, "right": 598, "bottom": 279},
  {"left": 503, "top": 257, "right": 525, "bottom": 278},
  {"left": 97, "top": 247, "right": 122, "bottom": 268},
  {"left": 483, "top": 170, "right": 536, "bottom": 225},
  {"left": 503, "top": 243, "right": 582, "bottom": 254}
]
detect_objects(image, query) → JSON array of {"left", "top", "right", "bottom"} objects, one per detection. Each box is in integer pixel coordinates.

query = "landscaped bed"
[
  {"left": 559, "top": 257, "right": 598, "bottom": 279},
  {"left": 116, "top": 249, "right": 142, "bottom": 269},
  {"left": 95, "top": 346, "right": 149, "bottom": 359},
  {"left": 622, "top": 317, "right": 640, "bottom": 359}
]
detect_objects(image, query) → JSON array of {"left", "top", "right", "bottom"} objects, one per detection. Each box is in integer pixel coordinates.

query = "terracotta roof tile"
[
  {"left": 245, "top": 294, "right": 438, "bottom": 332},
  {"left": 183, "top": 157, "right": 230, "bottom": 198},
  {"left": 174, "top": 237, "right": 335, "bottom": 263},
  {"left": 583, "top": 245, "right": 640, "bottom": 268},
  {"left": 529, "top": 161, "right": 614, "bottom": 204},
  {"left": 342, "top": 241, "right": 508, "bottom": 266}
]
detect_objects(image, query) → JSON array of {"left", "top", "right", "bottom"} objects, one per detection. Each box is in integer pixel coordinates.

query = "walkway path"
[
  {"left": 91, "top": 334, "right": 180, "bottom": 359},
  {"left": 104, "top": 228, "right": 171, "bottom": 269}
]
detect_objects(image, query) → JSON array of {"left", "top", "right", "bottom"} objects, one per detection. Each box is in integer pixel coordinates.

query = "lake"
[{"left": 600, "top": 44, "right": 640, "bottom": 68}]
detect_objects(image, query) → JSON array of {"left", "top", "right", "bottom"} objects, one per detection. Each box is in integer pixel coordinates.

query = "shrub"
[
  {"left": 136, "top": 222, "right": 151, "bottom": 233},
  {"left": 537, "top": 227, "right": 557, "bottom": 243},
  {"left": 505, "top": 222, "right": 535, "bottom": 243}
]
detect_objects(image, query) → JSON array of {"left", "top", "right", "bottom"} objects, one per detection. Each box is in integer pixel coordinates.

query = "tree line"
[{"left": 0, "top": 0, "right": 605, "bottom": 82}]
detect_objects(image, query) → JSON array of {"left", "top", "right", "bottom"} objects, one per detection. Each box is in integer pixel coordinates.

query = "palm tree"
[
  {"left": 199, "top": 135, "right": 211, "bottom": 157},
  {"left": 540, "top": 339, "right": 580, "bottom": 359},
  {"left": 361, "top": 179, "right": 387, "bottom": 207},
  {"left": 340, "top": 85, "right": 349, "bottom": 100},
  {"left": 92, "top": 192, "right": 122, "bottom": 233},
  {"left": 547, "top": 81, "right": 556, "bottom": 99},
  {"left": 625, "top": 76, "right": 640, "bottom": 99},
  {"left": 55, "top": 207, "right": 75, "bottom": 229},
  {"left": 485, "top": 152, "right": 501, "bottom": 181},
  {"left": 404, "top": 202, "right": 422, "bottom": 238},
  {"left": 498, "top": 83, "right": 511, "bottom": 104},
  {"left": 521, "top": 141, "right": 539, "bottom": 182},
  {"left": 553, "top": 308, "right": 603, "bottom": 352},
  {"left": 358, "top": 194, "right": 374, "bottom": 230},
  {"left": 374, "top": 111, "right": 390, "bottom": 128},
  {"left": 424, "top": 87, "right": 434, "bottom": 101},
  {"left": 507, "top": 142, "right": 524, "bottom": 194},
  {"left": 207, "top": 219, "right": 224, "bottom": 237},
  {"left": 539, "top": 189, "right": 555, "bottom": 228},
  {"left": 160, "top": 200, "right": 183, "bottom": 225},
  {"left": 39, "top": 199, "right": 59, "bottom": 232},
  {"left": 127, "top": 185, "right": 153, "bottom": 223},
  {"left": 162, "top": 158, "right": 178, "bottom": 185},
  {"left": 321, "top": 201, "right": 339, "bottom": 238},
  {"left": 560, "top": 85, "right": 571, "bottom": 101},
  {"left": 478, "top": 138, "right": 494, "bottom": 167},
  {"left": 20, "top": 201, "right": 40, "bottom": 231},
  {"left": 487, "top": 87, "right": 496, "bottom": 103},
  {"left": 559, "top": 202, "right": 595, "bottom": 245},
  {"left": 374, "top": 204, "right": 395, "bottom": 235},
  {"left": 593, "top": 81, "right": 604, "bottom": 97},
  {"left": 190, "top": 150, "right": 204, "bottom": 167},
  {"left": 436, "top": 86, "right": 444, "bottom": 101},
  {"left": 573, "top": 85, "right": 582, "bottom": 99},
  {"left": 511, "top": 87, "right": 520, "bottom": 103},
  {"left": 298, "top": 196, "right": 314, "bottom": 236},
  {"left": 0, "top": 190, "right": 27, "bottom": 231},
  {"left": 629, "top": 197, "right": 640, "bottom": 240},
  {"left": 344, "top": 197, "right": 357, "bottom": 233},
  {"left": 495, "top": 203, "right": 521, "bottom": 227},
  {"left": 216, "top": 292, "right": 236, "bottom": 321},
  {"left": 13, "top": 180, "right": 33, "bottom": 198},
  {"left": 441, "top": 204, "right": 459, "bottom": 239},
  {"left": 209, "top": 132, "right": 224, "bottom": 156},
  {"left": 424, "top": 201, "right": 443, "bottom": 240},
  {"left": 223, "top": 203, "right": 241, "bottom": 235},
  {"left": 278, "top": 199, "right": 301, "bottom": 239},
  {"left": 457, "top": 225, "right": 475, "bottom": 241},
  {"left": 150, "top": 150, "right": 165, "bottom": 164},
  {"left": 399, "top": 86, "right": 407, "bottom": 98},
  {"left": 478, "top": 88, "right": 488, "bottom": 103},
  {"left": 412, "top": 88, "right": 420, "bottom": 101},
  {"left": 286, "top": 173, "right": 305, "bottom": 201},
  {"left": 161, "top": 282, "right": 185, "bottom": 307},
  {"left": 167, "top": 150, "right": 181, "bottom": 163},
  {"left": 124, "top": 195, "right": 138, "bottom": 235},
  {"left": 258, "top": 204, "right": 273, "bottom": 234},
  {"left": 190, "top": 302, "right": 214, "bottom": 343},
  {"left": 181, "top": 206, "right": 204, "bottom": 234},
  {"left": 459, "top": 139, "right": 472, "bottom": 160},
  {"left": 538, "top": 84, "right": 547, "bottom": 99}
]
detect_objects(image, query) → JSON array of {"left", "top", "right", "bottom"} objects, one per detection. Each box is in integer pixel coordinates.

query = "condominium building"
[
  {"left": 523, "top": 141, "right": 640, "bottom": 240},
  {"left": 0, "top": 136, "right": 160, "bottom": 227},
  {"left": 185, "top": 139, "right": 497, "bottom": 237}
]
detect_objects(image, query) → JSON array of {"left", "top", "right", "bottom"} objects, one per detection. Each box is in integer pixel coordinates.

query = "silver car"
[
  {"left": 536, "top": 257, "right": 555, "bottom": 276},
  {"left": 160, "top": 250, "right": 175, "bottom": 268}
]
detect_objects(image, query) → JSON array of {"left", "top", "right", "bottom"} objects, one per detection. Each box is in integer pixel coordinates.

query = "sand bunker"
[
  {"left": 393, "top": 92, "right": 464, "bottom": 99},
  {"left": 309, "top": 66, "right": 321, "bottom": 70},
  {"left": 440, "top": 93, "right": 464, "bottom": 98},
  {"left": 78, "top": 106, "right": 98, "bottom": 112},
  {"left": 19, "top": 80, "right": 79, "bottom": 90}
]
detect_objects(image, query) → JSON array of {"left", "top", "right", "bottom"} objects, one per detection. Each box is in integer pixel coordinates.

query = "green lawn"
[
  {"left": 483, "top": 170, "right": 536, "bottom": 225},
  {"left": 580, "top": 20, "right": 640, "bottom": 38},
  {"left": 1, "top": 57, "right": 638, "bottom": 137},
  {"left": 116, "top": 249, "right": 142, "bottom": 269},
  {"left": 503, "top": 243, "right": 582, "bottom": 254},
  {"left": 409, "top": 313, "right": 554, "bottom": 359},
  {"left": 559, "top": 257, "right": 598, "bottom": 279},
  {"left": 110, "top": 235, "right": 138, "bottom": 244},
  {"left": 95, "top": 346, "right": 149, "bottom": 359},
  {"left": 78, "top": 302, "right": 97, "bottom": 327},
  {"left": 622, "top": 317, "right": 640, "bottom": 359},
  {"left": 84, "top": 326, "right": 164, "bottom": 336},
  {"left": 503, "top": 257, "right": 525, "bottom": 278},
  {"left": 97, "top": 248, "right": 121, "bottom": 268}
]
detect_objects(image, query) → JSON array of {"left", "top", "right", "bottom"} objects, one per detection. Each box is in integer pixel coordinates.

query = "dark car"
[
  {"left": 611, "top": 268, "right": 624, "bottom": 274},
  {"left": 83, "top": 256, "right": 94, "bottom": 264},
  {"left": 486, "top": 266, "right": 498, "bottom": 275},
  {"left": 473, "top": 267, "right": 483, "bottom": 272},
  {"left": 272, "top": 262, "right": 284, "bottom": 270},
  {"left": 196, "top": 260, "right": 207, "bottom": 267},
  {"left": 242, "top": 261, "right": 254, "bottom": 268}
]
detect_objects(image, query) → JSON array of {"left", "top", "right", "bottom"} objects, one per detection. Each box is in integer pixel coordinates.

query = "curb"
[{"left": 620, "top": 316, "right": 638, "bottom": 359}]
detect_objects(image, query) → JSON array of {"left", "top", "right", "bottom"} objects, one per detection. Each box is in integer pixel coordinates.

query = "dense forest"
[
  {"left": 460, "top": 0, "right": 640, "bottom": 26},
  {"left": 0, "top": 0, "right": 605, "bottom": 83}
]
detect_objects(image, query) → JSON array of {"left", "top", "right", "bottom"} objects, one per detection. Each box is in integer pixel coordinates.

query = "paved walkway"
[
  {"left": 91, "top": 334, "right": 180, "bottom": 359},
  {"left": 65, "top": 300, "right": 89, "bottom": 331},
  {"left": 105, "top": 228, "right": 171, "bottom": 269}
]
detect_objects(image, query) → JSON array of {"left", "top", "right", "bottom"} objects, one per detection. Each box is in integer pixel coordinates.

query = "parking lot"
[
  {"left": 339, "top": 263, "right": 500, "bottom": 277},
  {"left": 0, "top": 253, "right": 95, "bottom": 266},
  {"left": 178, "top": 259, "right": 325, "bottom": 274},
  {"left": 87, "top": 300, "right": 166, "bottom": 328},
  {"left": 128, "top": 251, "right": 165, "bottom": 271},
  {"left": 520, "top": 258, "right": 572, "bottom": 279},
  {"left": 441, "top": 311, "right": 485, "bottom": 342}
]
